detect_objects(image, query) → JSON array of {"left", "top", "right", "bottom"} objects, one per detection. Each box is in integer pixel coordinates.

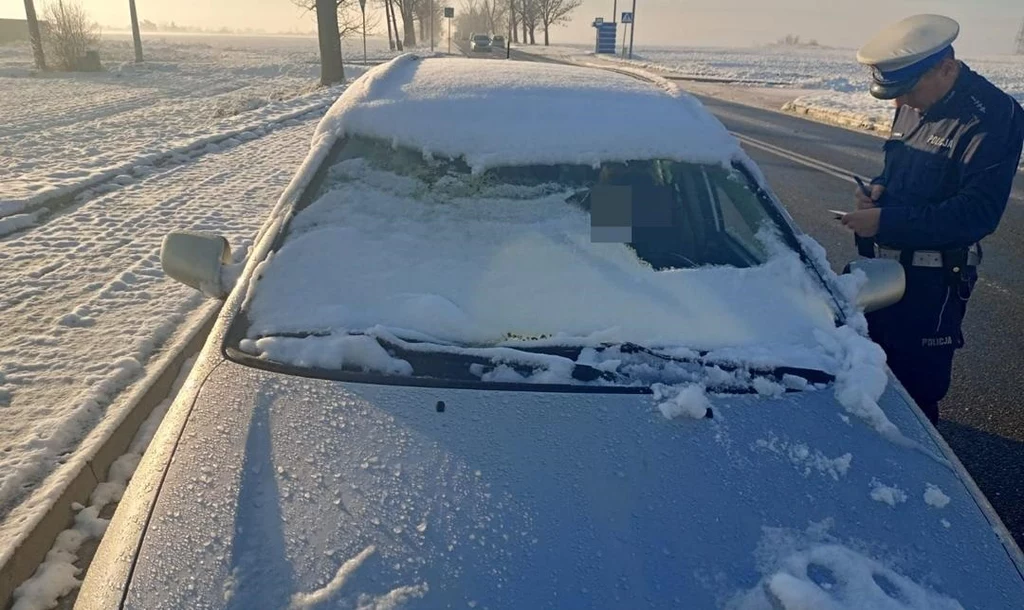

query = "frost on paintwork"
[
  {"left": 753, "top": 433, "right": 852, "bottom": 480},
  {"left": 123, "top": 375, "right": 538, "bottom": 608},
  {"left": 730, "top": 521, "right": 965, "bottom": 610}
]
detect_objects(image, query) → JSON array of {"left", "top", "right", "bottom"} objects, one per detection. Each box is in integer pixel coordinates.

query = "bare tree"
[
  {"left": 43, "top": 0, "right": 100, "bottom": 71},
  {"left": 23, "top": 0, "right": 46, "bottom": 69},
  {"left": 455, "top": 0, "right": 490, "bottom": 38},
  {"left": 382, "top": 0, "right": 394, "bottom": 49},
  {"left": 535, "top": 0, "right": 580, "bottom": 46},
  {"left": 522, "top": 0, "right": 538, "bottom": 44},
  {"left": 392, "top": 0, "right": 420, "bottom": 47},
  {"left": 509, "top": 0, "right": 518, "bottom": 43},
  {"left": 315, "top": 0, "right": 344, "bottom": 84},
  {"left": 481, "top": 0, "right": 507, "bottom": 36},
  {"left": 294, "top": 0, "right": 378, "bottom": 40}
]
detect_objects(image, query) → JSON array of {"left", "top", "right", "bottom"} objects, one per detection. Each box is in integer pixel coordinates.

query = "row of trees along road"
[
  {"left": 455, "top": 0, "right": 581, "bottom": 46},
  {"left": 301, "top": 0, "right": 584, "bottom": 86}
]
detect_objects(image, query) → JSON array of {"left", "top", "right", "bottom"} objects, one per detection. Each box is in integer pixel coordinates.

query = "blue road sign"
[
  {"left": 595, "top": 22, "right": 617, "bottom": 54},
  {"left": 621, "top": 12, "right": 633, "bottom": 24}
]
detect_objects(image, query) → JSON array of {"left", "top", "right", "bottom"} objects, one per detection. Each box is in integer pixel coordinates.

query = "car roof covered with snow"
[{"left": 314, "top": 54, "right": 742, "bottom": 173}]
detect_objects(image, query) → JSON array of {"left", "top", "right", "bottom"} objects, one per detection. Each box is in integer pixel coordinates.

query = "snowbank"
[
  {"left": 0, "top": 34, "right": 387, "bottom": 221},
  {"left": 10, "top": 358, "right": 196, "bottom": 610}
]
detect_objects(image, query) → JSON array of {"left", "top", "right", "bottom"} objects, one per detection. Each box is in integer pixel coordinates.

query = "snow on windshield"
[
  {"left": 242, "top": 157, "right": 835, "bottom": 365},
  {"left": 313, "top": 55, "right": 741, "bottom": 174}
]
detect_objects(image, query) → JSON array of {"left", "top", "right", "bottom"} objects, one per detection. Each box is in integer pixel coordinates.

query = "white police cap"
[{"left": 857, "top": 14, "right": 960, "bottom": 100}]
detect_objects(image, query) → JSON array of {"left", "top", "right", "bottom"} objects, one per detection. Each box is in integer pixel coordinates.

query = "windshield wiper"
[
  {"left": 373, "top": 335, "right": 620, "bottom": 384},
  {"left": 505, "top": 342, "right": 835, "bottom": 390}
]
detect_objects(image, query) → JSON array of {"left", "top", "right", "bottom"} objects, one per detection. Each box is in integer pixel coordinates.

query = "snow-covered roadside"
[
  {"left": 0, "top": 34, "right": 390, "bottom": 225},
  {"left": 0, "top": 120, "right": 320, "bottom": 582},
  {"left": 9, "top": 357, "right": 197, "bottom": 610},
  {"left": 519, "top": 43, "right": 1024, "bottom": 169}
]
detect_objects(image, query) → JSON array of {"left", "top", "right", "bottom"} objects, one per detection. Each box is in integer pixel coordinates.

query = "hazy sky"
[{"left": 2, "top": 0, "right": 1022, "bottom": 55}]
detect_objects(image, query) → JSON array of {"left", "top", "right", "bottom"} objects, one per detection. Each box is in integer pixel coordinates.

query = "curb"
[
  {"left": 781, "top": 100, "right": 891, "bottom": 135},
  {"left": 0, "top": 304, "right": 221, "bottom": 609}
]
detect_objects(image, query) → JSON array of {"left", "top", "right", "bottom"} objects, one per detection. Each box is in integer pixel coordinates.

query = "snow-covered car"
[
  {"left": 470, "top": 34, "right": 492, "bottom": 52},
  {"left": 79, "top": 55, "right": 1024, "bottom": 609}
]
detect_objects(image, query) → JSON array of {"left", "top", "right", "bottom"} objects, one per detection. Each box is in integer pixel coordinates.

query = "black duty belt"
[{"left": 875, "top": 245, "right": 981, "bottom": 268}]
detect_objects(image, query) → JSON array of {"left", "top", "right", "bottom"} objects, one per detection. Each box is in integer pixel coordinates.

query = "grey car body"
[
  {"left": 471, "top": 34, "right": 492, "bottom": 52},
  {"left": 78, "top": 57, "right": 1024, "bottom": 609}
]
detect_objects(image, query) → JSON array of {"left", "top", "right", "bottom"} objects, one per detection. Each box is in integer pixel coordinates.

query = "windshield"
[
  {"left": 474, "top": 35, "right": 490, "bottom": 42},
  {"left": 228, "top": 135, "right": 837, "bottom": 390}
]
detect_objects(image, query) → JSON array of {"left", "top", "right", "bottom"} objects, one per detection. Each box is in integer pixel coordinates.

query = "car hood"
[{"left": 122, "top": 360, "right": 1024, "bottom": 609}]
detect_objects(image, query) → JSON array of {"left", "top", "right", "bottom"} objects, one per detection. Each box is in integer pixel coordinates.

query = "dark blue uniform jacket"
[{"left": 870, "top": 64, "right": 1024, "bottom": 251}]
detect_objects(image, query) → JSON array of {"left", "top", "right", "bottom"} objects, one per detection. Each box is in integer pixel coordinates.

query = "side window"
[{"left": 705, "top": 169, "right": 769, "bottom": 262}]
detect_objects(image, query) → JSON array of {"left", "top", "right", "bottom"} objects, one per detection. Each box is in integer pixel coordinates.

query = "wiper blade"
[
  {"left": 374, "top": 335, "right": 621, "bottom": 384},
  {"left": 508, "top": 342, "right": 835, "bottom": 389}
]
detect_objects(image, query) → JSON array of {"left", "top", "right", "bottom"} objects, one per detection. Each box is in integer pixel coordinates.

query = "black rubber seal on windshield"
[{"left": 226, "top": 347, "right": 652, "bottom": 394}]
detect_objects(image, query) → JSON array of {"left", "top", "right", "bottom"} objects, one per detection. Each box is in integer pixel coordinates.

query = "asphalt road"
[{"left": 459, "top": 42, "right": 1024, "bottom": 545}]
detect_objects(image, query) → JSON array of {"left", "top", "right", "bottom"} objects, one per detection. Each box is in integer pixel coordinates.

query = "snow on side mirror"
[
  {"left": 845, "top": 258, "right": 905, "bottom": 313},
  {"left": 160, "top": 232, "right": 231, "bottom": 299}
]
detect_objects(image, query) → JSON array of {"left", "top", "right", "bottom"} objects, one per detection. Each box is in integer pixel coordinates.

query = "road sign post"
[
  {"left": 620, "top": 11, "right": 633, "bottom": 57},
  {"left": 628, "top": 0, "right": 637, "bottom": 59},
  {"left": 359, "top": 0, "right": 367, "bottom": 65},
  {"left": 444, "top": 7, "right": 454, "bottom": 54}
]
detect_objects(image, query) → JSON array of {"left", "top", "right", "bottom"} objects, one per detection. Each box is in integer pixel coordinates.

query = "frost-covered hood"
[{"left": 122, "top": 360, "right": 1024, "bottom": 609}]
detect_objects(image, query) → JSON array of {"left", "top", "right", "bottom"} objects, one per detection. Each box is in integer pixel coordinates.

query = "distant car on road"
[
  {"left": 80, "top": 54, "right": 1024, "bottom": 609},
  {"left": 491, "top": 35, "right": 506, "bottom": 49},
  {"left": 470, "top": 33, "right": 492, "bottom": 52}
]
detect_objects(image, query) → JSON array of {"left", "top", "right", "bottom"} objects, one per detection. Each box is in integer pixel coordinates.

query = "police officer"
[{"left": 842, "top": 14, "right": 1024, "bottom": 424}]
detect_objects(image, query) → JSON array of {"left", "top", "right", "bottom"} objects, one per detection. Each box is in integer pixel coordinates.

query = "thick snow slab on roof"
[{"left": 315, "top": 55, "right": 741, "bottom": 172}]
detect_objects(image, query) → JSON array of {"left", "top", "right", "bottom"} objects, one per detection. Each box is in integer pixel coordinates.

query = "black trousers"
[{"left": 865, "top": 265, "right": 977, "bottom": 424}]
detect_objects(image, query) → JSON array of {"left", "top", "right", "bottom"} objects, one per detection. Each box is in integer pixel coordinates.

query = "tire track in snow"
[{"left": 0, "top": 120, "right": 316, "bottom": 539}]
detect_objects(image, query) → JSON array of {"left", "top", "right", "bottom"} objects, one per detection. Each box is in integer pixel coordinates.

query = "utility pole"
[
  {"left": 23, "top": 0, "right": 45, "bottom": 70},
  {"left": 627, "top": 0, "right": 636, "bottom": 59},
  {"left": 128, "top": 0, "right": 144, "bottom": 62},
  {"left": 507, "top": 0, "right": 512, "bottom": 58},
  {"left": 359, "top": 0, "right": 367, "bottom": 65},
  {"left": 430, "top": 0, "right": 435, "bottom": 52},
  {"left": 1016, "top": 18, "right": 1024, "bottom": 55}
]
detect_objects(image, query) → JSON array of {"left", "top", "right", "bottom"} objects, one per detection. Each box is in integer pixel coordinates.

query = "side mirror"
[
  {"left": 160, "top": 232, "right": 231, "bottom": 299},
  {"left": 845, "top": 258, "right": 905, "bottom": 313}
]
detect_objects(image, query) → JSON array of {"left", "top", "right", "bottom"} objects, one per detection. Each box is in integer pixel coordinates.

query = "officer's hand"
[
  {"left": 854, "top": 184, "right": 885, "bottom": 210},
  {"left": 841, "top": 208, "right": 882, "bottom": 238}
]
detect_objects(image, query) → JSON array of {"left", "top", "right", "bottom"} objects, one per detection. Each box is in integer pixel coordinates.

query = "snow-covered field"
[
  {"left": 0, "top": 33, "right": 395, "bottom": 231},
  {"left": 526, "top": 43, "right": 1024, "bottom": 141},
  {"left": 0, "top": 32, "right": 396, "bottom": 597}
]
